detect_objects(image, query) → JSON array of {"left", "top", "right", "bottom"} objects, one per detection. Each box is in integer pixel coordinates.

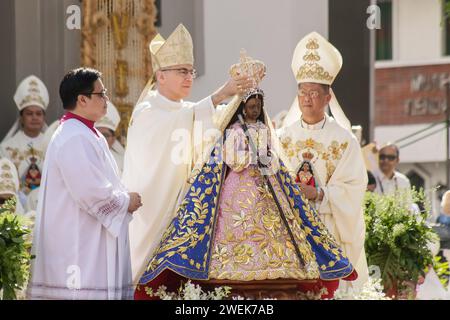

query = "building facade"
[{"left": 374, "top": 0, "right": 450, "bottom": 218}]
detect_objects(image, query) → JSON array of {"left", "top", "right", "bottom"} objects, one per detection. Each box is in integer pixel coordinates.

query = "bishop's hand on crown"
[{"left": 229, "top": 49, "right": 266, "bottom": 95}]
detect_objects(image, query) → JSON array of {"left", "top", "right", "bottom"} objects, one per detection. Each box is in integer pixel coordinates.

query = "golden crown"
[
  {"left": 302, "top": 151, "right": 314, "bottom": 161},
  {"left": 229, "top": 49, "right": 265, "bottom": 88}
]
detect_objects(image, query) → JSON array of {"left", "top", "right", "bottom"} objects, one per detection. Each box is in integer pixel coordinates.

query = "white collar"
[
  {"left": 379, "top": 171, "right": 398, "bottom": 181},
  {"left": 300, "top": 116, "right": 326, "bottom": 130},
  {"left": 20, "top": 130, "right": 43, "bottom": 141},
  {"left": 155, "top": 90, "right": 184, "bottom": 110}
]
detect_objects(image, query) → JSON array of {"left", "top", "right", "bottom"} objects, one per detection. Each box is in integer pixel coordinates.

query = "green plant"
[
  {"left": 364, "top": 188, "right": 437, "bottom": 297},
  {"left": 441, "top": 0, "right": 450, "bottom": 27},
  {"left": 0, "top": 198, "right": 34, "bottom": 300},
  {"left": 428, "top": 255, "right": 450, "bottom": 289}
]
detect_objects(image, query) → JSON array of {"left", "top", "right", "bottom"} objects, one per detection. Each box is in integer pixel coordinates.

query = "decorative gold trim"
[
  {"left": 136, "top": 0, "right": 158, "bottom": 81},
  {"left": 81, "top": 0, "right": 158, "bottom": 140}
]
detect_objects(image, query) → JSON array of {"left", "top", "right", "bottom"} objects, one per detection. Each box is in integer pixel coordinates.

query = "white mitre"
[
  {"left": 283, "top": 31, "right": 351, "bottom": 131},
  {"left": 96, "top": 101, "right": 121, "bottom": 132},
  {"left": 2, "top": 75, "right": 49, "bottom": 143},
  {"left": 14, "top": 75, "right": 49, "bottom": 112}
]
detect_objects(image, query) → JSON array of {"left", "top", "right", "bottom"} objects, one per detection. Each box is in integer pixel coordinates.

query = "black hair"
[
  {"left": 98, "top": 128, "right": 115, "bottom": 137},
  {"left": 228, "top": 94, "right": 265, "bottom": 128},
  {"left": 59, "top": 67, "right": 102, "bottom": 110},
  {"left": 299, "top": 161, "right": 314, "bottom": 175},
  {"left": 19, "top": 107, "right": 46, "bottom": 117},
  {"left": 29, "top": 163, "right": 40, "bottom": 171},
  {"left": 367, "top": 170, "right": 376, "bottom": 186}
]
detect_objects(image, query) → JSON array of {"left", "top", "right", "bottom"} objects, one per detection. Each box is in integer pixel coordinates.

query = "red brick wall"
[{"left": 375, "top": 64, "right": 450, "bottom": 126}]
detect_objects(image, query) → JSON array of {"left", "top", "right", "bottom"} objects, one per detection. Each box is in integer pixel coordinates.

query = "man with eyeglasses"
[
  {"left": 122, "top": 24, "right": 255, "bottom": 285},
  {"left": 278, "top": 32, "right": 369, "bottom": 294},
  {"left": 27, "top": 67, "right": 142, "bottom": 299},
  {"left": 373, "top": 143, "right": 411, "bottom": 195}
]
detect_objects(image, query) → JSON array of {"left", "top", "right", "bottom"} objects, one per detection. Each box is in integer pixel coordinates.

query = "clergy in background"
[
  {"left": 0, "top": 75, "right": 49, "bottom": 209},
  {"left": 95, "top": 101, "right": 125, "bottom": 176},
  {"left": 122, "top": 23, "right": 255, "bottom": 283},
  {"left": 27, "top": 68, "right": 142, "bottom": 300},
  {"left": 0, "top": 157, "right": 25, "bottom": 215},
  {"left": 278, "top": 31, "right": 369, "bottom": 290}
]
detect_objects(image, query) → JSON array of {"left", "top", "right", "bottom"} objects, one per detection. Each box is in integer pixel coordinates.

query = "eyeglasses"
[
  {"left": 83, "top": 89, "right": 108, "bottom": 99},
  {"left": 298, "top": 90, "right": 321, "bottom": 99},
  {"left": 160, "top": 68, "right": 197, "bottom": 79},
  {"left": 379, "top": 154, "right": 397, "bottom": 161}
]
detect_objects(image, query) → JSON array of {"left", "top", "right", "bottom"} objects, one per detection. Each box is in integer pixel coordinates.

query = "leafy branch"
[{"left": 0, "top": 198, "right": 34, "bottom": 300}]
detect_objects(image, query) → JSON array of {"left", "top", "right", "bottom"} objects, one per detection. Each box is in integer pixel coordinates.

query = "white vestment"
[
  {"left": 122, "top": 90, "right": 215, "bottom": 283},
  {"left": 0, "top": 130, "right": 46, "bottom": 207},
  {"left": 27, "top": 119, "right": 133, "bottom": 300},
  {"left": 111, "top": 148, "right": 124, "bottom": 177},
  {"left": 278, "top": 115, "right": 369, "bottom": 289}
]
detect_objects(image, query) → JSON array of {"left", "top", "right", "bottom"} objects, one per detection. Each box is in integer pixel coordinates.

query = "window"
[
  {"left": 376, "top": 0, "right": 393, "bottom": 60},
  {"left": 407, "top": 170, "right": 425, "bottom": 190},
  {"left": 407, "top": 170, "right": 426, "bottom": 212}
]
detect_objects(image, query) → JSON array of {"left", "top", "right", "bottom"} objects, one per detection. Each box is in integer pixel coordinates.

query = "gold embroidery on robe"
[{"left": 280, "top": 137, "right": 348, "bottom": 183}]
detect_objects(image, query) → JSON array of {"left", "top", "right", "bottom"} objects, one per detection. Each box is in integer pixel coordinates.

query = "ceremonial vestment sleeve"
[
  {"left": 318, "top": 137, "right": 368, "bottom": 245},
  {"left": 56, "top": 136, "right": 130, "bottom": 238},
  {"left": 194, "top": 96, "right": 215, "bottom": 121}
]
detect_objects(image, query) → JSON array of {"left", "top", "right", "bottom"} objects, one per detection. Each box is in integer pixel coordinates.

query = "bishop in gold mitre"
[
  {"left": 277, "top": 31, "right": 369, "bottom": 290},
  {"left": 122, "top": 23, "right": 256, "bottom": 284}
]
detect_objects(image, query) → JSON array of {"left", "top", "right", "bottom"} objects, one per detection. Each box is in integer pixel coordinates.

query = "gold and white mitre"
[
  {"left": 150, "top": 23, "right": 194, "bottom": 72},
  {"left": 1, "top": 75, "right": 49, "bottom": 145},
  {"left": 291, "top": 31, "right": 342, "bottom": 85},
  {"left": 96, "top": 101, "right": 121, "bottom": 132},
  {"left": 283, "top": 31, "right": 351, "bottom": 130},
  {"left": 14, "top": 75, "right": 49, "bottom": 112},
  {"left": 137, "top": 23, "right": 194, "bottom": 105},
  {"left": 0, "top": 158, "right": 20, "bottom": 198}
]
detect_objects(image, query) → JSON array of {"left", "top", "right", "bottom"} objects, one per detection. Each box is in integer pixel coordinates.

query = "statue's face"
[{"left": 243, "top": 96, "right": 262, "bottom": 122}]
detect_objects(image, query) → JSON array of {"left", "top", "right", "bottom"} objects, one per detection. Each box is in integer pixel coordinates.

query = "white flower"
[
  {"left": 333, "top": 277, "right": 391, "bottom": 300},
  {"left": 152, "top": 280, "right": 231, "bottom": 300}
]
